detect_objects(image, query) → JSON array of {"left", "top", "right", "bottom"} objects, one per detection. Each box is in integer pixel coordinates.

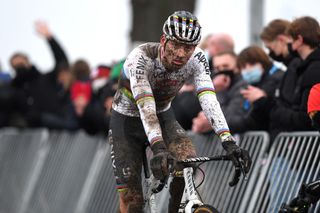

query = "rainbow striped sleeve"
[
  {"left": 150, "top": 136, "right": 163, "bottom": 146},
  {"left": 196, "top": 87, "right": 216, "bottom": 98},
  {"left": 134, "top": 92, "right": 155, "bottom": 105},
  {"left": 216, "top": 128, "right": 232, "bottom": 139},
  {"left": 116, "top": 183, "right": 128, "bottom": 192}
]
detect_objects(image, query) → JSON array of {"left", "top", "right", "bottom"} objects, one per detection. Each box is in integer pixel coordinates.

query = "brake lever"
[
  {"left": 239, "top": 158, "right": 248, "bottom": 181},
  {"left": 229, "top": 165, "right": 241, "bottom": 187},
  {"left": 229, "top": 149, "right": 248, "bottom": 186},
  {"left": 152, "top": 157, "right": 175, "bottom": 194},
  {"left": 152, "top": 175, "right": 169, "bottom": 193}
]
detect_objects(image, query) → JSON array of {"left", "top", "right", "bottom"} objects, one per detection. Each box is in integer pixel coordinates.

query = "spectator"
[
  {"left": 229, "top": 45, "right": 284, "bottom": 133},
  {"left": 260, "top": 19, "right": 301, "bottom": 105},
  {"left": 198, "top": 33, "right": 213, "bottom": 51},
  {"left": 261, "top": 19, "right": 297, "bottom": 65},
  {"left": 206, "top": 33, "right": 235, "bottom": 71},
  {"left": 192, "top": 51, "right": 248, "bottom": 134},
  {"left": 248, "top": 16, "right": 320, "bottom": 141},
  {"left": 70, "top": 59, "right": 93, "bottom": 123},
  {"left": 10, "top": 21, "right": 77, "bottom": 130},
  {"left": 70, "top": 59, "right": 114, "bottom": 136},
  {"left": 91, "top": 65, "right": 112, "bottom": 93},
  {"left": 0, "top": 61, "right": 13, "bottom": 127},
  {"left": 171, "top": 80, "right": 201, "bottom": 130}
]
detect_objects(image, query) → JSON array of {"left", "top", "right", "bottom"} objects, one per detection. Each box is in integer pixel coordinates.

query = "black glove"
[
  {"left": 222, "top": 140, "right": 252, "bottom": 174},
  {"left": 150, "top": 141, "right": 170, "bottom": 181}
]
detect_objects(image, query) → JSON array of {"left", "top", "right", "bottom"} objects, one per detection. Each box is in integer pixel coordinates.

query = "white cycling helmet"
[{"left": 163, "top": 11, "right": 202, "bottom": 45}]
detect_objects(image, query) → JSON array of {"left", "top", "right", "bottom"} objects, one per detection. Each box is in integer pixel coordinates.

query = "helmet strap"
[{"left": 163, "top": 38, "right": 169, "bottom": 51}]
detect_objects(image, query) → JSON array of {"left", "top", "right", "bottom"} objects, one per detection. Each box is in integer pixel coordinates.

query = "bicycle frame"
[
  {"left": 144, "top": 156, "right": 235, "bottom": 213},
  {"left": 179, "top": 167, "right": 204, "bottom": 213},
  {"left": 144, "top": 166, "right": 204, "bottom": 213}
]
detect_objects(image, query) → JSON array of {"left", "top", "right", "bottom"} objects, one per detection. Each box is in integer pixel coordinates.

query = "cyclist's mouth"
[{"left": 172, "top": 60, "right": 184, "bottom": 66}]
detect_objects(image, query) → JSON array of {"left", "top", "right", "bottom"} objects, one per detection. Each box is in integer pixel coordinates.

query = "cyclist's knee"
[
  {"left": 119, "top": 188, "right": 144, "bottom": 213},
  {"left": 168, "top": 137, "right": 196, "bottom": 160}
]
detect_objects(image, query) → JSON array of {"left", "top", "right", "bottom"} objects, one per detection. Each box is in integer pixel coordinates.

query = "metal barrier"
[
  {"left": 0, "top": 128, "right": 49, "bottom": 213},
  {"left": 156, "top": 131, "right": 269, "bottom": 213},
  {"left": 189, "top": 131, "right": 270, "bottom": 213},
  {"left": 0, "top": 129, "right": 318, "bottom": 213},
  {"left": 24, "top": 131, "right": 102, "bottom": 213},
  {"left": 0, "top": 128, "right": 118, "bottom": 213},
  {"left": 247, "top": 131, "right": 320, "bottom": 213},
  {"left": 82, "top": 142, "right": 119, "bottom": 213}
]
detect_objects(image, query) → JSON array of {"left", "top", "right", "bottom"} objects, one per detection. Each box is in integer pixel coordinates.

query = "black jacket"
[
  {"left": 229, "top": 65, "right": 284, "bottom": 133},
  {"left": 11, "top": 37, "right": 77, "bottom": 129},
  {"left": 252, "top": 48, "right": 320, "bottom": 140},
  {"left": 172, "top": 90, "right": 202, "bottom": 130},
  {"left": 216, "top": 74, "right": 248, "bottom": 127}
]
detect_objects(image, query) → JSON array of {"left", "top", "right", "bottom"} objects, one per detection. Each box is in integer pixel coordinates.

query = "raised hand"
[{"left": 35, "top": 20, "right": 52, "bottom": 38}]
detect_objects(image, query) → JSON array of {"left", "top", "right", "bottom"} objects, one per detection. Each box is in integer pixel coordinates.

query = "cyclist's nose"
[{"left": 175, "top": 47, "right": 187, "bottom": 57}]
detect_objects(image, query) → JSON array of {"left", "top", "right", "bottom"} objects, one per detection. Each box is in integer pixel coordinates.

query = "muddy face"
[{"left": 160, "top": 39, "right": 196, "bottom": 71}]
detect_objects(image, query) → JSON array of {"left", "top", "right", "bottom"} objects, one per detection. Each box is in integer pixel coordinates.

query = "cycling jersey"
[{"left": 112, "top": 42, "right": 232, "bottom": 146}]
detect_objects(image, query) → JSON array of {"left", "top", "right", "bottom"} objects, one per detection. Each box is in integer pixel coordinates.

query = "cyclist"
[{"left": 108, "top": 11, "right": 252, "bottom": 213}]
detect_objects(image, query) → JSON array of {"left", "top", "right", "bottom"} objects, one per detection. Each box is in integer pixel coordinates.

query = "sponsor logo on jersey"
[{"left": 194, "top": 52, "right": 210, "bottom": 75}]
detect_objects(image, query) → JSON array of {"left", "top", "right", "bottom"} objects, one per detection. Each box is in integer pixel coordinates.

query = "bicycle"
[
  {"left": 143, "top": 151, "right": 247, "bottom": 213},
  {"left": 279, "top": 179, "right": 320, "bottom": 213}
]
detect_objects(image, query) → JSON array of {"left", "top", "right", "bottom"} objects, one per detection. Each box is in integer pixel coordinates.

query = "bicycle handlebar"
[
  {"left": 151, "top": 155, "right": 246, "bottom": 194},
  {"left": 176, "top": 155, "right": 244, "bottom": 187},
  {"left": 177, "top": 156, "right": 230, "bottom": 164}
]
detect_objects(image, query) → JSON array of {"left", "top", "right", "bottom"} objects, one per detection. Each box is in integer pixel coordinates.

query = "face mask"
[
  {"left": 269, "top": 50, "right": 286, "bottom": 62},
  {"left": 241, "top": 66, "right": 263, "bottom": 84},
  {"left": 214, "top": 69, "right": 235, "bottom": 79},
  {"left": 15, "top": 67, "right": 30, "bottom": 76},
  {"left": 287, "top": 43, "right": 300, "bottom": 58}
]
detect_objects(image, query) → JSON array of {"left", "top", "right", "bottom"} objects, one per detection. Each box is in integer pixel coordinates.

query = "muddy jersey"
[{"left": 112, "top": 42, "right": 232, "bottom": 145}]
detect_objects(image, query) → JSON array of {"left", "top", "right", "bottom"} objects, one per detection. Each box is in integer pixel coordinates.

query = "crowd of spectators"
[
  {"left": 173, "top": 15, "right": 320, "bottom": 147},
  {"left": 0, "top": 21, "right": 119, "bottom": 136},
  {"left": 1, "top": 16, "right": 320, "bottom": 141}
]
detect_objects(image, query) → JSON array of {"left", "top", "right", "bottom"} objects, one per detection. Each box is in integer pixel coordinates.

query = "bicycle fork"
[{"left": 180, "top": 167, "right": 203, "bottom": 213}]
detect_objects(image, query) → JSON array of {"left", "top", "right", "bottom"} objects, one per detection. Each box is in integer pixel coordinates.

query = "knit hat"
[
  {"left": 92, "top": 65, "right": 111, "bottom": 79},
  {"left": 308, "top": 83, "right": 320, "bottom": 113}
]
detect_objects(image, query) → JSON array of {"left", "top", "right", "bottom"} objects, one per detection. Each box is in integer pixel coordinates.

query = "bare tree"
[{"left": 130, "top": 0, "right": 196, "bottom": 43}]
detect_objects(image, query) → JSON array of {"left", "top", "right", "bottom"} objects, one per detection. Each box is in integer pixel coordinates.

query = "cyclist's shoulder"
[
  {"left": 124, "top": 42, "right": 159, "bottom": 68},
  {"left": 187, "top": 47, "right": 208, "bottom": 65},
  {"left": 128, "top": 42, "right": 160, "bottom": 60},
  {"left": 139, "top": 42, "right": 161, "bottom": 59},
  {"left": 187, "top": 47, "right": 211, "bottom": 75}
]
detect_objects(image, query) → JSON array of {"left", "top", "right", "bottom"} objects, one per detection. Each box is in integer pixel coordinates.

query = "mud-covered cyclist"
[{"left": 108, "top": 10, "right": 252, "bottom": 213}]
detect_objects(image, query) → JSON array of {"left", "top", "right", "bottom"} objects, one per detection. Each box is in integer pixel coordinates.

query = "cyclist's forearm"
[
  {"left": 197, "top": 90, "right": 232, "bottom": 141},
  {"left": 193, "top": 53, "right": 233, "bottom": 141},
  {"left": 136, "top": 96, "right": 164, "bottom": 145}
]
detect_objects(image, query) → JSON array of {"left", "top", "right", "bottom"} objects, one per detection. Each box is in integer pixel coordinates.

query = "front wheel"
[{"left": 193, "top": 204, "right": 219, "bottom": 213}]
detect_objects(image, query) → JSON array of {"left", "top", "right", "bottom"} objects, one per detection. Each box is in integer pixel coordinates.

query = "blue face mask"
[{"left": 241, "top": 67, "right": 263, "bottom": 84}]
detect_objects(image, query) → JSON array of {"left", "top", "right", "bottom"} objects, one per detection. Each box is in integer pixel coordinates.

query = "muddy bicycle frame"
[{"left": 143, "top": 155, "right": 241, "bottom": 213}]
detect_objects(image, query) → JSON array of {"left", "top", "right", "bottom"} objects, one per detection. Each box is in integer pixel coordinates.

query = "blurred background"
[
  {"left": 1, "top": 1, "right": 320, "bottom": 212},
  {"left": 1, "top": 0, "right": 320, "bottom": 72}
]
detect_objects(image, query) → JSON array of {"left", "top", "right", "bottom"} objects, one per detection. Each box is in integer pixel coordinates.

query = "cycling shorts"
[{"left": 108, "top": 109, "right": 196, "bottom": 192}]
